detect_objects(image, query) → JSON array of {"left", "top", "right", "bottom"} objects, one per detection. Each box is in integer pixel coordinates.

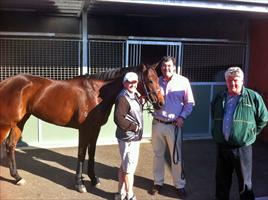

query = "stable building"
[{"left": 0, "top": 0, "right": 268, "bottom": 147}]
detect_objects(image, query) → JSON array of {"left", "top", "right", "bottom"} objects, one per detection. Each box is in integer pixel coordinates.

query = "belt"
[{"left": 154, "top": 118, "right": 176, "bottom": 125}]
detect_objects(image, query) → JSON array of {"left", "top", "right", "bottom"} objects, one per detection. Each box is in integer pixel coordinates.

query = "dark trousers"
[{"left": 215, "top": 144, "right": 255, "bottom": 200}]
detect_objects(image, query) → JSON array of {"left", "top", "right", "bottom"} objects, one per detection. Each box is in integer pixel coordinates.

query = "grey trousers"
[
  {"left": 215, "top": 144, "right": 255, "bottom": 200},
  {"left": 151, "top": 119, "right": 185, "bottom": 189}
]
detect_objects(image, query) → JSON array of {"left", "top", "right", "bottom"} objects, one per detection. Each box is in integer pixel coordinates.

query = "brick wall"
[{"left": 249, "top": 19, "right": 268, "bottom": 142}]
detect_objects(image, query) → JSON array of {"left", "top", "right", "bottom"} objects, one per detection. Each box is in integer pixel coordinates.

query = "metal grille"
[
  {"left": 89, "top": 40, "right": 125, "bottom": 74},
  {"left": 182, "top": 43, "right": 246, "bottom": 82},
  {"left": 0, "top": 38, "right": 81, "bottom": 80},
  {"left": 167, "top": 45, "right": 179, "bottom": 60},
  {"left": 128, "top": 44, "right": 141, "bottom": 67}
]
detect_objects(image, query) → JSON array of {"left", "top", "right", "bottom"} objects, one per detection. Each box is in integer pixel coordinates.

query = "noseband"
[{"left": 140, "top": 71, "right": 161, "bottom": 105}]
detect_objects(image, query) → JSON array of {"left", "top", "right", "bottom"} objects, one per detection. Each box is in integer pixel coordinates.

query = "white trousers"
[
  {"left": 151, "top": 119, "right": 186, "bottom": 189},
  {"left": 118, "top": 140, "right": 140, "bottom": 174}
]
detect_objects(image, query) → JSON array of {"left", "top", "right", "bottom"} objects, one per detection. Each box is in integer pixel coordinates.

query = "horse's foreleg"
[
  {"left": 6, "top": 126, "right": 26, "bottom": 185},
  {"left": 87, "top": 126, "right": 101, "bottom": 187},
  {"left": 75, "top": 132, "right": 88, "bottom": 193},
  {"left": 75, "top": 125, "right": 101, "bottom": 193}
]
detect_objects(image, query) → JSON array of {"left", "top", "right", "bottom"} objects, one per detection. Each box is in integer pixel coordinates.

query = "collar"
[
  {"left": 124, "top": 89, "right": 136, "bottom": 99},
  {"left": 160, "top": 73, "right": 177, "bottom": 83},
  {"left": 223, "top": 86, "right": 246, "bottom": 98}
]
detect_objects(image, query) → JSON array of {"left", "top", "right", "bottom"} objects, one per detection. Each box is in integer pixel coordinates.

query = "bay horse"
[{"left": 0, "top": 63, "right": 164, "bottom": 193}]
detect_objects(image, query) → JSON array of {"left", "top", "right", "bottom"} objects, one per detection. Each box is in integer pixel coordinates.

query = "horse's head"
[{"left": 137, "top": 64, "right": 164, "bottom": 110}]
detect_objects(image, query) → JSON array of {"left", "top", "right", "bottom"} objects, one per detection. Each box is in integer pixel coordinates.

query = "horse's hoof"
[
  {"left": 91, "top": 177, "right": 100, "bottom": 187},
  {"left": 75, "top": 184, "right": 87, "bottom": 193},
  {"left": 16, "top": 178, "right": 26, "bottom": 186}
]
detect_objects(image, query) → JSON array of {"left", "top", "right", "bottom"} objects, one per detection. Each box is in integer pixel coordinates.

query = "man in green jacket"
[{"left": 211, "top": 66, "right": 268, "bottom": 200}]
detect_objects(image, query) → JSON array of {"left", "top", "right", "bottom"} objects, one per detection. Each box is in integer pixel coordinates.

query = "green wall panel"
[
  {"left": 41, "top": 121, "right": 78, "bottom": 145},
  {"left": 19, "top": 84, "right": 226, "bottom": 147},
  {"left": 183, "top": 85, "right": 211, "bottom": 136},
  {"left": 20, "top": 107, "right": 153, "bottom": 146},
  {"left": 20, "top": 116, "right": 38, "bottom": 145}
]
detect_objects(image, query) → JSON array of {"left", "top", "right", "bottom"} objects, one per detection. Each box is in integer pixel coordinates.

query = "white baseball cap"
[{"left": 123, "top": 72, "right": 138, "bottom": 83}]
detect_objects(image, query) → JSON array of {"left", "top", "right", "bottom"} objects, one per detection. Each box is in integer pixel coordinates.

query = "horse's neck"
[{"left": 98, "top": 78, "right": 124, "bottom": 103}]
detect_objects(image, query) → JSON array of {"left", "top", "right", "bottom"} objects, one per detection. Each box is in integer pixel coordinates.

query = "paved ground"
[{"left": 0, "top": 139, "right": 268, "bottom": 200}]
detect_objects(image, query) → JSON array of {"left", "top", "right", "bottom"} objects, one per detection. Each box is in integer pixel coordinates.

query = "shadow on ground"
[{"left": 1, "top": 139, "right": 268, "bottom": 200}]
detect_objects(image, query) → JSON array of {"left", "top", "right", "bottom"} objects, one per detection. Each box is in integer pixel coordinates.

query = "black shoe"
[
  {"left": 114, "top": 193, "right": 126, "bottom": 200},
  {"left": 176, "top": 188, "right": 186, "bottom": 198},
  {"left": 150, "top": 184, "right": 162, "bottom": 195}
]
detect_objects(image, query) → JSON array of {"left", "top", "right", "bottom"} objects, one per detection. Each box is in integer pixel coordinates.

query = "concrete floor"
[{"left": 0, "top": 139, "right": 268, "bottom": 200}]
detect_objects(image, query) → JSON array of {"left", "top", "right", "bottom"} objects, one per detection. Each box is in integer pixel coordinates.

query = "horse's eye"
[{"left": 149, "top": 80, "right": 153, "bottom": 84}]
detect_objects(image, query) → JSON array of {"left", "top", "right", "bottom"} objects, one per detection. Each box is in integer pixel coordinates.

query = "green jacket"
[{"left": 211, "top": 87, "right": 268, "bottom": 146}]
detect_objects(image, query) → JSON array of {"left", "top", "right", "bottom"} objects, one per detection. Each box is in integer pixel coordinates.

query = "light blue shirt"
[
  {"left": 223, "top": 95, "right": 240, "bottom": 141},
  {"left": 153, "top": 73, "right": 195, "bottom": 121}
]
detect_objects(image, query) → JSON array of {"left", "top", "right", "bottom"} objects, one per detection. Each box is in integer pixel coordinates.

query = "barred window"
[
  {"left": 89, "top": 40, "right": 125, "bottom": 74},
  {"left": 0, "top": 38, "right": 80, "bottom": 80},
  {"left": 182, "top": 43, "right": 245, "bottom": 82}
]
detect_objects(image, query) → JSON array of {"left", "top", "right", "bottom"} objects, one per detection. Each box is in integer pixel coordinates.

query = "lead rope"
[
  {"left": 173, "top": 126, "right": 185, "bottom": 180},
  {"left": 143, "top": 101, "right": 154, "bottom": 114}
]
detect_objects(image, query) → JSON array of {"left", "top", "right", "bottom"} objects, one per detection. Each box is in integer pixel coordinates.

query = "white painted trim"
[{"left": 96, "top": 0, "right": 268, "bottom": 13}]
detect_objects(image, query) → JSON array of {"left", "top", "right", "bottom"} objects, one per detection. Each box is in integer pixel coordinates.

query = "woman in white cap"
[{"left": 114, "top": 72, "right": 143, "bottom": 200}]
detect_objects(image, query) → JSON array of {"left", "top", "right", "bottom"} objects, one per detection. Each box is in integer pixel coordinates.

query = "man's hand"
[{"left": 175, "top": 117, "right": 184, "bottom": 127}]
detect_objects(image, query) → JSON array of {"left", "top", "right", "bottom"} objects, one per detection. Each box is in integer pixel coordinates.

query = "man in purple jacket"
[{"left": 150, "top": 56, "right": 195, "bottom": 198}]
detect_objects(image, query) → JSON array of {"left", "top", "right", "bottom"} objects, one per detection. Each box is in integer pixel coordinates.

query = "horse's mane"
[{"left": 80, "top": 65, "right": 140, "bottom": 81}]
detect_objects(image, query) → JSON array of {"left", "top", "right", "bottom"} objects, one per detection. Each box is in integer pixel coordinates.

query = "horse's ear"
[
  {"left": 151, "top": 62, "right": 160, "bottom": 69},
  {"left": 140, "top": 63, "right": 147, "bottom": 72},
  {"left": 151, "top": 59, "right": 163, "bottom": 77}
]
